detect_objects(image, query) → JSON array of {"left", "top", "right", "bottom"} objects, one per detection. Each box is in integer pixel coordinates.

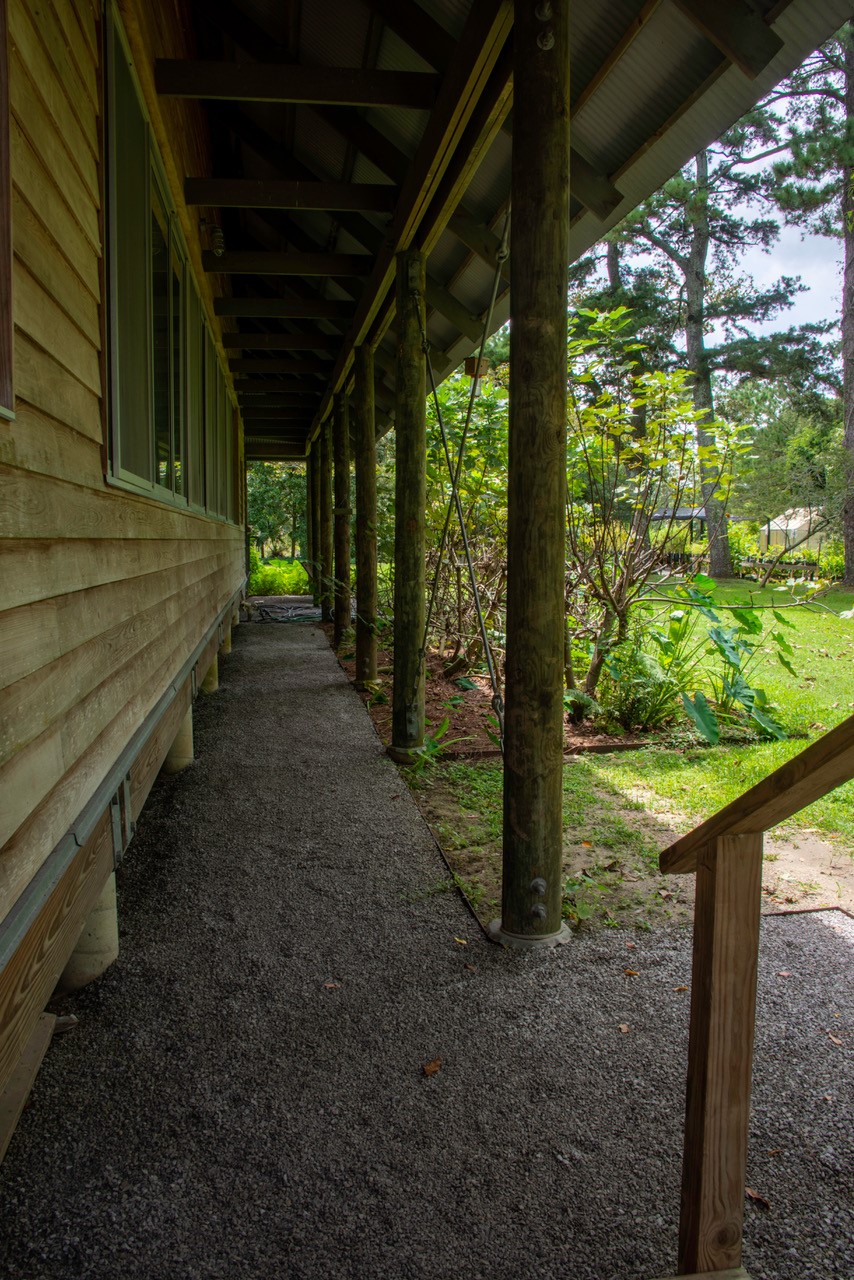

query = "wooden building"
[{"left": 1, "top": 0, "right": 851, "bottom": 1273}]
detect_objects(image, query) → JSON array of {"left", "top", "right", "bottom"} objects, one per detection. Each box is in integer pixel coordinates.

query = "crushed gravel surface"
[{"left": 0, "top": 623, "right": 851, "bottom": 1280}]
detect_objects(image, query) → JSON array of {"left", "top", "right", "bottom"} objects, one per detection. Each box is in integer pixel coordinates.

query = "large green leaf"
[{"left": 682, "top": 691, "right": 720, "bottom": 745}]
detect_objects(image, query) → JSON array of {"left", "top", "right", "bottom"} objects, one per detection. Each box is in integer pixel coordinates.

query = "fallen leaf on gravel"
[
  {"left": 624, "top": 968, "right": 639, "bottom": 977},
  {"left": 777, "top": 971, "right": 793, "bottom": 977},
  {"left": 828, "top": 1033, "right": 843, "bottom": 1046},
  {"left": 659, "top": 889, "right": 673, "bottom": 900},
  {"left": 582, "top": 840, "right": 592, "bottom": 847},
  {"left": 673, "top": 985, "right": 689, "bottom": 992},
  {"left": 323, "top": 982, "right": 341, "bottom": 990},
  {"left": 422, "top": 1058, "right": 442, "bottom": 1077},
  {"left": 767, "top": 1149, "right": 782, "bottom": 1156},
  {"left": 464, "top": 963, "right": 477, "bottom": 972},
  {"left": 618, "top": 1024, "right": 630, "bottom": 1034},
  {"left": 453, "top": 937, "right": 468, "bottom": 946},
  {"left": 745, "top": 1188, "right": 770, "bottom": 1210},
  {"left": 822, "top": 1095, "right": 833, "bottom": 1101},
  {"left": 625, "top": 942, "right": 636, "bottom": 950}
]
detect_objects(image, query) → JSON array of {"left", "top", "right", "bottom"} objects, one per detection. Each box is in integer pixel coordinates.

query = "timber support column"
[
  {"left": 305, "top": 449, "right": 316, "bottom": 601},
  {"left": 163, "top": 707, "right": 194, "bottom": 774},
  {"left": 389, "top": 248, "right": 427, "bottom": 763},
  {"left": 492, "top": 1, "right": 570, "bottom": 948},
  {"left": 320, "top": 418, "right": 334, "bottom": 622},
  {"left": 310, "top": 440, "right": 322, "bottom": 607},
  {"left": 333, "top": 392, "right": 352, "bottom": 648},
  {"left": 354, "top": 344, "right": 378, "bottom": 688}
]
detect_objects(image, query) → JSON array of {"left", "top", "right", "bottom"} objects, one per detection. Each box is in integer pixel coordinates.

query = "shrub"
[
  {"left": 599, "top": 639, "right": 681, "bottom": 730},
  {"left": 819, "top": 539, "right": 844, "bottom": 579},
  {"left": 247, "top": 547, "right": 310, "bottom": 595}
]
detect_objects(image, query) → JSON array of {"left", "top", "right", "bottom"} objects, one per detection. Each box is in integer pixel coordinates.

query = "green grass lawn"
[{"left": 591, "top": 582, "right": 854, "bottom": 846}]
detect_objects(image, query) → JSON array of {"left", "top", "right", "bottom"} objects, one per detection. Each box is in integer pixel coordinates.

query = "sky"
[{"left": 742, "top": 223, "right": 844, "bottom": 334}]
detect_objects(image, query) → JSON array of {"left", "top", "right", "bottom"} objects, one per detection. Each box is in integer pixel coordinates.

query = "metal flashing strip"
[{"left": 0, "top": 590, "right": 243, "bottom": 975}]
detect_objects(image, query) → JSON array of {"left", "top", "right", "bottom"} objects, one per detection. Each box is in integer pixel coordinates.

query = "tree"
[
  {"left": 570, "top": 107, "right": 839, "bottom": 577},
  {"left": 246, "top": 462, "right": 306, "bottom": 558},
  {"left": 759, "top": 21, "right": 854, "bottom": 581},
  {"left": 564, "top": 310, "right": 749, "bottom": 696}
]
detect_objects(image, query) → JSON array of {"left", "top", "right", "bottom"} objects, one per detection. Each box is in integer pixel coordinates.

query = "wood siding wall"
[{"left": 0, "top": 0, "right": 245, "bottom": 930}]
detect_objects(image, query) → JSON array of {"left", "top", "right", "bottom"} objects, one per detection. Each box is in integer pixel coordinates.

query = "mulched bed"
[{"left": 327, "top": 627, "right": 653, "bottom": 757}]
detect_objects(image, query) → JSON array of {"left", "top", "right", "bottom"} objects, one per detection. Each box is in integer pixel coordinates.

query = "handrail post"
[{"left": 678, "top": 833, "right": 763, "bottom": 1274}]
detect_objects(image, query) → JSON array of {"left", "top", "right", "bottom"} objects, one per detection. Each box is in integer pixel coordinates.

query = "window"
[
  {"left": 105, "top": 7, "right": 235, "bottom": 519},
  {"left": 1, "top": 0, "right": 14, "bottom": 420}
]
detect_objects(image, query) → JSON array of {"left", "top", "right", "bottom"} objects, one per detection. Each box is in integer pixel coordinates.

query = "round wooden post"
[
  {"left": 354, "top": 344, "right": 378, "bottom": 688},
  {"left": 390, "top": 248, "right": 426, "bottom": 763},
  {"left": 320, "top": 417, "right": 334, "bottom": 622},
  {"left": 310, "top": 439, "right": 322, "bottom": 607},
  {"left": 333, "top": 392, "right": 352, "bottom": 648},
  {"left": 305, "top": 449, "right": 315, "bottom": 600},
  {"left": 493, "top": 1, "right": 571, "bottom": 947}
]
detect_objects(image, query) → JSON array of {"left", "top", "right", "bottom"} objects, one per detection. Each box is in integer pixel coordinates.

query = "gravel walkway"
[{"left": 0, "top": 622, "right": 851, "bottom": 1280}]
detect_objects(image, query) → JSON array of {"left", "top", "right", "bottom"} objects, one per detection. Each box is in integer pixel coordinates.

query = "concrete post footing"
[
  {"left": 163, "top": 707, "right": 194, "bottom": 774},
  {"left": 487, "top": 918, "right": 572, "bottom": 949},
  {"left": 58, "top": 873, "right": 120, "bottom": 992},
  {"left": 200, "top": 654, "right": 219, "bottom": 694}
]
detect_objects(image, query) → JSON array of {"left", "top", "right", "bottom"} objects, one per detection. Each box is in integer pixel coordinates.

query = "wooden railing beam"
[
  {"left": 661, "top": 711, "right": 854, "bottom": 873},
  {"left": 678, "top": 834, "right": 763, "bottom": 1275}
]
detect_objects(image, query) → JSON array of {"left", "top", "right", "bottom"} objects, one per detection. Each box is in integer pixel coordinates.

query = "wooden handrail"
[
  {"left": 659, "top": 712, "right": 854, "bottom": 1276},
  {"left": 660, "top": 711, "right": 854, "bottom": 873}
]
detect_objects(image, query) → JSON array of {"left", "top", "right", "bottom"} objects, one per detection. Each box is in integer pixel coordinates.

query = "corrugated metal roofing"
[{"left": 167, "top": 0, "right": 852, "bottom": 457}]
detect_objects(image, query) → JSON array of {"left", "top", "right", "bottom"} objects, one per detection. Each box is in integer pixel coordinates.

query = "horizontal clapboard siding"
[{"left": 0, "top": 0, "right": 244, "bottom": 929}]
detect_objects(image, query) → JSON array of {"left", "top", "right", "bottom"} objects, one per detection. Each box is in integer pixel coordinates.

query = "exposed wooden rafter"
[
  {"left": 202, "top": 251, "right": 372, "bottom": 276},
  {"left": 224, "top": 333, "right": 338, "bottom": 351},
  {"left": 214, "top": 299, "right": 353, "bottom": 320},
  {"left": 360, "top": 0, "right": 454, "bottom": 71},
  {"left": 186, "top": 178, "right": 396, "bottom": 212},
  {"left": 672, "top": 0, "right": 783, "bottom": 79},
  {"left": 155, "top": 61, "right": 439, "bottom": 107},
  {"left": 235, "top": 380, "right": 324, "bottom": 395},
  {"left": 230, "top": 357, "right": 328, "bottom": 375}
]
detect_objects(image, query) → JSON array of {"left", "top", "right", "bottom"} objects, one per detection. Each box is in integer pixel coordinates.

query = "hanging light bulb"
[{"left": 201, "top": 219, "right": 225, "bottom": 257}]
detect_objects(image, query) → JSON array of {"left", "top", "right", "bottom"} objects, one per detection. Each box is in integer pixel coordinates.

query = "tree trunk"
[
  {"left": 685, "top": 150, "right": 733, "bottom": 580},
  {"left": 842, "top": 34, "right": 854, "bottom": 585}
]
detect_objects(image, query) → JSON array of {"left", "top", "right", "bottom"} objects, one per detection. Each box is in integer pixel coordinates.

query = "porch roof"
[{"left": 157, "top": 0, "right": 851, "bottom": 459}]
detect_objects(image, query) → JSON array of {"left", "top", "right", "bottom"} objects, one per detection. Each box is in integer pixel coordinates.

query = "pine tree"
[{"left": 761, "top": 21, "right": 854, "bottom": 582}]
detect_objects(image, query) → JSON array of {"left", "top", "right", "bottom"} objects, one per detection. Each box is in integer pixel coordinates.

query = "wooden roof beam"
[
  {"left": 671, "top": 0, "right": 783, "bottom": 79},
  {"left": 186, "top": 178, "right": 396, "bottom": 213},
  {"left": 236, "top": 380, "right": 323, "bottom": 395},
  {"left": 224, "top": 333, "right": 339, "bottom": 352},
  {"left": 202, "top": 250, "right": 373, "bottom": 276},
  {"left": 236, "top": 394, "right": 320, "bottom": 407},
  {"left": 312, "top": 1, "right": 514, "bottom": 435},
  {"left": 360, "top": 0, "right": 455, "bottom": 71},
  {"left": 155, "top": 61, "right": 439, "bottom": 108},
  {"left": 214, "top": 298, "right": 354, "bottom": 320},
  {"left": 445, "top": 207, "right": 509, "bottom": 279},
  {"left": 230, "top": 357, "right": 329, "bottom": 375},
  {"left": 424, "top": 278, "right": 483, "bottom": 344},
  {"left": 240, "top": 409, "right": 313, "bottom": 421},
  {"left": 569, "top": 149, "right": 623, "bottom": 221}
]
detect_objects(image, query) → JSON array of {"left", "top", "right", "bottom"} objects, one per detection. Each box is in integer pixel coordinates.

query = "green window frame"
[{"left": 105, "top": 6, "right": 236, "bottom": 521}]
